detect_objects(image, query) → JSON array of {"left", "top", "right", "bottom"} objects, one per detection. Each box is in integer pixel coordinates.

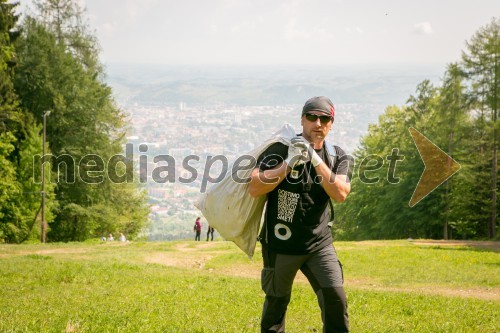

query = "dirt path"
[
  {"left": 410, "top": 240, "right": 500, "bottom": 251},
  {"left": 144, "top": 242, "right": 500, "bottom": 301},
  {"left": 144, "top": 242, "right": 227, "bottom": 270}
]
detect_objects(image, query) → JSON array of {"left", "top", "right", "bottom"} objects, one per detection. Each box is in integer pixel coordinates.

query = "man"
[
  {"left": 207, "top": 225, "right": 215, "bottom": 241},
  {"left": 249, "top": 96, "right": 352, "bottom": 333}
]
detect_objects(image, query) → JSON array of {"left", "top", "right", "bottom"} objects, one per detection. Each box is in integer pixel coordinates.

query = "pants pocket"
[
  {"left": 261, "top": 267, "right": 275, "bottom": 296},
  {"left": 338, "top": 260, "right": 344, "bottom": 284}
]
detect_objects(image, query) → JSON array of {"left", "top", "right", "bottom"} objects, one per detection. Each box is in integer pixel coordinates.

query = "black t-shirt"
[{"left": 257, "top": 141, "right": 352, "bottom": 255}]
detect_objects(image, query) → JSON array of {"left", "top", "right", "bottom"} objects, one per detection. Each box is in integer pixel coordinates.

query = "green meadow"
[{"left": 0, "top": 240, "right": 498, "bottom": 332}]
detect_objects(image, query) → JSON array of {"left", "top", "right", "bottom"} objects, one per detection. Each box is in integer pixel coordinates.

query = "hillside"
[{"left": 1, "top": 240, "right": 498, "bottom": 332}]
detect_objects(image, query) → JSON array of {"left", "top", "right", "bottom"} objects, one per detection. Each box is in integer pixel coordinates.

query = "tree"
[
  {"left": 33, "top": 0, "right": 101, "bottom": 72},
  {"left": 462, "top": 17, "right": 499, "bottom": 238},
  {"left": 429, "top": 63, "right": 471, "bottom": 239},
  {"left": 0, "top": 0, "right": 20, "bottom": 132},
  {"left": 16, "top": 119, "right": 57, "bottom": 242},
  {"left": 0, "top": 0, "right": 24, "bottom": 243},
  {"left": 0, "top": 132, "right": 21, "bottom": 242},
  {"left": 13, "top": 2, "right": 149, "bottom": 241},
  {"left": 335, "top": 100, "right": 433, "bottom": 240},
  {"left": 335, "top": 77, "right": 468, "bottom": 240}
]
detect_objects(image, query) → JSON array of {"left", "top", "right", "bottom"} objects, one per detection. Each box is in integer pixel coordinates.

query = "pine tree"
[
  {"left": 0, "top": 0, "right": 20, "bottom": 131},
  {"left": 428, "top": 64, "right": 471, "bottom": 239},
  {"left": 0, "top": 132, "right": 21, "bottom": 242},
  {"left": 33, "top": 0, "right": 100, "bottom": 72},
  {"left": 461, "top": 18, "right": 499, "bottom": 238},
  {"left": 0, "top": 0, "right": 25, "bottom": 243}
]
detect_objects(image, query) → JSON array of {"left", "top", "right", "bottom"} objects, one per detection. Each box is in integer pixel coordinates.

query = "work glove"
[
  {"left": 290, "top": 137, "right": 324, "bottom": 167},
  {"left": 284, "top": 136, "right": 309, "bottom": 169}
]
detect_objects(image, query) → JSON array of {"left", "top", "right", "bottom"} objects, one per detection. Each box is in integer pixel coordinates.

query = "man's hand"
[
  {"left": 284, "top": 137, "right": 310, "bottom": 169},
  {"left": 290, "top": 137, "right": 324, "bottom": 167}
]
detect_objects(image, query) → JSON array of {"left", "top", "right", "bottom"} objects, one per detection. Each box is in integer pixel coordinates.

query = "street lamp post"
[{"left": 41, "top": 110, "right": 51, "bottom": 243}]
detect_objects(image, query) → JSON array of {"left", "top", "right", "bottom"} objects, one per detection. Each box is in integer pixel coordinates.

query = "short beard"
[{"left": 314, "top": 133, "right": 325, "bottom": 139}]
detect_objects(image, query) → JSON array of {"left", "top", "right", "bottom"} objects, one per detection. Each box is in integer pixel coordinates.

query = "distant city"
[{"left": 105, "top": 63, "right": 443, "bottom": 240}]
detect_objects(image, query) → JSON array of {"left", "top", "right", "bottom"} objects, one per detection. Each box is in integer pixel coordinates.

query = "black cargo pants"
[{"left": 260, "top": 244, "right": 349, "bottom": 333}]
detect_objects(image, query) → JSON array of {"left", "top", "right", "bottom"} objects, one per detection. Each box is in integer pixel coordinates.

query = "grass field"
[{"left": 0, "top": 240, "right": 499, "bottom": 332}]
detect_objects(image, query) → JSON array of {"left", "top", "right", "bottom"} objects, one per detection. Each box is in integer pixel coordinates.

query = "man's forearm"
[
  {"left": 314, "top": 162, "right": 351, "bottom": 202},
  {"left": 248, "top": 164, "right": 289, "bottom": 198}
]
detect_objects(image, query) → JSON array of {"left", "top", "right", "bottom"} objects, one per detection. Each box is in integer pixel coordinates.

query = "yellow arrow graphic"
[{"left": 408, "top": 127, "right": 461, "bottom": 207}]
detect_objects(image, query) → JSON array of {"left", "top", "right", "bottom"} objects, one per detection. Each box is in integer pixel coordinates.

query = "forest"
[{"left": 0, "top": 0, "right": 149, "bottom": 243}]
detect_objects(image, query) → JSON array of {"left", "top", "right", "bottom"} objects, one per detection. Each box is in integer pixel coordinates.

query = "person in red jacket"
[{"left": 193, "top": 217, "right": 202, "bottom": 241}]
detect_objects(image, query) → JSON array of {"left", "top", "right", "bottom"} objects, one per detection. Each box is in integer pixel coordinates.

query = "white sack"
[{"left": 194, "top": 124, "right": 297, "bottom": 258}]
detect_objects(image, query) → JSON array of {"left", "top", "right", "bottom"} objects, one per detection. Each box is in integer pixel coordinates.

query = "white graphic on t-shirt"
[
  {"left": 277, "top": 189, "right": 299, "bottom": 223},
  {"left": 275, "top": 223, "right": 292, "bottom": 240}
]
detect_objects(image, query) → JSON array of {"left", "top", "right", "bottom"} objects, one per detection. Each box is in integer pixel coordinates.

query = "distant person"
[
  {"left": 249, "top": 96, "right": 353, "bottom": 332},
  {"left": 206, "top": 225, "right": 214, "bottom": 241},
  {"left": 119, "top": 233, "right": 127, "bottom": 242},
  {"left": 107, "top": 233, "right": 114, "bottom": 241},
  {"left": 101, "top": 236, "right": 106, "bottom": 242},
  {"left": 194, "top": 217, "right": 202, "bottom": 241}
]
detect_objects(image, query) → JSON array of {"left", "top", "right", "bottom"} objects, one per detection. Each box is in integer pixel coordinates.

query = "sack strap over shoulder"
[
  {"left": 324, "top": 141, "right": 338, "bottom": 228},
  {"left": 325, "top": 142, "right": 338, "bottom": 169}
]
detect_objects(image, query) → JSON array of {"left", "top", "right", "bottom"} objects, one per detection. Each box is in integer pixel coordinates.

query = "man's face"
[{"left": 301, "top": 111, "right": 333, "bottom": 143}]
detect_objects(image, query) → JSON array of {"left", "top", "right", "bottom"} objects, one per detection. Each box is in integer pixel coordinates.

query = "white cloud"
[{"left": 413, "top": 21, "right": 433, "bottom": 35}]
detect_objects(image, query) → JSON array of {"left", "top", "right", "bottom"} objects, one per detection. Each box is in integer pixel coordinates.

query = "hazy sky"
[{"left": 20, "top": 0, "right": 500, "bottom": 66}]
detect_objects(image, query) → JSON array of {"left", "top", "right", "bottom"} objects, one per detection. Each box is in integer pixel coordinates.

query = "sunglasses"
[{"left": 304, "top": 113, "right": 333, "bottom": 124}]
